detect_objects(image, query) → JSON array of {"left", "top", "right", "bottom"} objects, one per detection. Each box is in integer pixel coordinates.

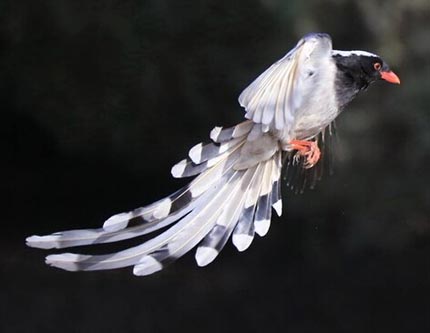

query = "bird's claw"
[{"left": 289, "top": 139, "right": 321, "bottom": 169}]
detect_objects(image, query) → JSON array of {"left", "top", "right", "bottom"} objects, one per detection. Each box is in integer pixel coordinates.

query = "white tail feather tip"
[
  {"left": 153, "top": 199, "right": 172, "bottom": 219},
  {"left": 195, "top": 247, "right": 218, "bottom": 267},
  {"left": 26, "top": 235, "right": 60, "bottom": 249},
  {"left": 171, "top": 159, "right": 187, "bottom": 178},
  {"left": 133, "top": 256, "right": 163, "bottom": 276},
  {"left": 103, "top": 212, "right": 132, "bottom": 232},
  {"left": 189, "top": 143, "right": 203, "bottom": 163},
  {"left": 45, "top": 253, "right": 82, "bottom": 271},
  {"left": 255, "top": 219, "right": 271, "bottom": 237},
  {"left": 272, "top": 200, "right": 283, "bottom": 217},
  {"left": 232, "top": 234, "right": 253, "bottom": 252},
  {"left": 210, "top": 126, "right": 222, "bottom": 141}
]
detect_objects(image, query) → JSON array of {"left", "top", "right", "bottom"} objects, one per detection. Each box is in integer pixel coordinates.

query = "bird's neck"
[{"left": 334, "top": 65, "right": 369, "bottom": 108}]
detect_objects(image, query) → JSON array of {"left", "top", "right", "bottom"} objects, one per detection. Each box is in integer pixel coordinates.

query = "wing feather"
[{"left": 238, "top": 33, "right": 333, "bottom": 133}]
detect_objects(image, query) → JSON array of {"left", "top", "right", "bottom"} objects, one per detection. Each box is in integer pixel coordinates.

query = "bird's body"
[
  {"left": 26, "top": 33, "right": 400, "bottom": 276},
  {"left": 239, "top": 34, "right": 338, "bottom": 145}
]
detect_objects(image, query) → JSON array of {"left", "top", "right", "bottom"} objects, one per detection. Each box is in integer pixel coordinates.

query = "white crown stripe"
[{"left": 332, "top": 50, "right": 378, "bottom": 58}]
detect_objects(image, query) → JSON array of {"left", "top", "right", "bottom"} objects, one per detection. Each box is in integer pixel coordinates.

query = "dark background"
[{"left": 2, "top": 1, "right": 430, "bottom": 332}]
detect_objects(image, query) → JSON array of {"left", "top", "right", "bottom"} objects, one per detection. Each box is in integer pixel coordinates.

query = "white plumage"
[{"left": 26, "top": 33, "right": 342, "bottom": 276}]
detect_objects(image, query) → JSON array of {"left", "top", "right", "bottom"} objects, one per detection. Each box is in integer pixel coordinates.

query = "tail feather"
[
  {"left": 232, "top": 205, "right": 256, "bottom": 252},
  {"left": 133, "top": 170, "right": 244, "bottom": 275},
  {"left": 253, "top": 159, "right": 276, "bottom": 237},
  {"left": 188, "top": 136, "right": 245, "bottom": 164},
  {"left": 270, "top": 152, "right": 283, "bottom": 216},
  {"left": 195, "top": 166, "right": 257, "bottom": 266},
  {"left": 26, "top": 191, "right": 204, "bottom": 249},
  {"left": 171, "top": 154, "right": 224, "bottom": 179},
  {"left": 102, "top": 134, "right": 251, "bottom": 233},
  {"left": 101, "top": 186, "right": 189, "bottom": 233},
  {"left": 231, "top": 164, "right": 264, "bottom": 252},
  {"left": 104, "top": 144, "right": 244, "bottom": 232},
  {"left": 231, "top": 162, "right": 266, "bottom": 251},
  {"left": 26, "top": 144, "right": 244, "bottom": 250},
  {"left": 45, "top": 180, "right": 225, "bottom": 272},
  {"left": 254, "top": 194, "right": 272, "bottom": 237},
  {"left": 271, "top": 179, "right": 282, "bottom": 216},
  {"left": 25, "top": 121, "right": 295, "bottom": 277},
  {"left": 210, "top": 120, "right": 253, "bottom": 143}
]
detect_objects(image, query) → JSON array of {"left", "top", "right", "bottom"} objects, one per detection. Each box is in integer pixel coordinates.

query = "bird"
[{"left": 26, "top": 33, "right": 400, "bottom": 276}]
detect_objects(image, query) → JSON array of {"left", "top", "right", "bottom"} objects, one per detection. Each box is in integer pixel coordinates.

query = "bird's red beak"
[{"left": 380, "top": 70, "right": 400, "bottom": 84}]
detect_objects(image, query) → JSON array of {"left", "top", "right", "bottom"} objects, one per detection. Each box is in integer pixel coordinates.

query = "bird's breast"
[{"left": 290, "top": 103, "right": 339, "bottom": 140}]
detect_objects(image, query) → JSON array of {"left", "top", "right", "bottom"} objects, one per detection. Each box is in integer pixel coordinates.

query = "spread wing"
[{"left": 238, "top": 33, "right": 333, "bottom": 132}]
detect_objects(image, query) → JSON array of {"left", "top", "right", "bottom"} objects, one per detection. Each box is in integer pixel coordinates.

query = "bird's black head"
[{"left": 332, "top": 50, "right": 400, "bottom": 107}]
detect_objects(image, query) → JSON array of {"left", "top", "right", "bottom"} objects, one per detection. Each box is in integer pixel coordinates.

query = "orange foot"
[{"left": 289, "top": 139, "right": 321, "bottom": 169}]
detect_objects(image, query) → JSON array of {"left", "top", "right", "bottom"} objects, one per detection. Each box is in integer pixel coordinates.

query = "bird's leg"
[{"left": 289, "top": 139, "right": 321, "bottom": 169}]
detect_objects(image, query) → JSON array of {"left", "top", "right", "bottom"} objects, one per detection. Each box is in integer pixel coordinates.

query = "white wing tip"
[
  {"left": 195, "top": 247, "right": 218, "bottom": 267},
  {"left": 272, "top": 200, "right": 283, "bottom": 217},
  {"left": 45, "top": 253, "right": 81, "bottom": 271},
  {"left": 133, "top": 256, "right": 163, "bottom": 276},
  {"left": 26, "top": 235, "right": 60, "bottom": 249},
  {"left": 189, "top": 143, "right": 203, "bottom": 163},
  {"left": 171, "top": 159, "right": 187, "bottom": 178},
  {"left": 232, "top": 234, "right": 253, "bottom": 252},
  {"left": 255, "top": 219, "right": 271, "bottom": 237},
  {"left": 103, "top": 212, "right": 131, "bottom": 232}
]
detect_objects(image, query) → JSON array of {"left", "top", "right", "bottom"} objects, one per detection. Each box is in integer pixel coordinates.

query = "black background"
[{"left": 2, "top": 1, "right": 430, "bottom": 332}]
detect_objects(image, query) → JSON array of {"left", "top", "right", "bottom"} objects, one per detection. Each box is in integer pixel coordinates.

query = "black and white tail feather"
[
  {"left": 26, "top": 33, "right": 338, "bottom": 276},
  {"left": 26, "top": 121, "right": 285, "bottom": 275}
]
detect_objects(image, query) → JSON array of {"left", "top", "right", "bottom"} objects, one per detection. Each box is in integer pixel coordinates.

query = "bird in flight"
[{"left": 26, "top": 33, "right": 400, "bottom": 276}]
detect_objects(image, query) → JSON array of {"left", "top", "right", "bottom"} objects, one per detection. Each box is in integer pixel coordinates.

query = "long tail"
[{"left": 26, "top": 120, "right": 284, "bottom": 276}]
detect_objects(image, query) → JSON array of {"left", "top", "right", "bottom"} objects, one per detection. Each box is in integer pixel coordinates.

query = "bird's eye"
[{"left": 373, "top": 62, "right": 382, "bottom": 71}]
